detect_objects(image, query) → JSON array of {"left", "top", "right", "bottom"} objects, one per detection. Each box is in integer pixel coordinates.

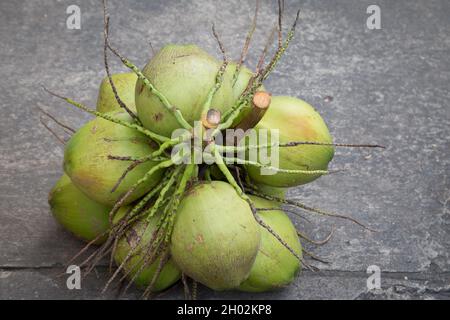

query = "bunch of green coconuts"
[{"left": 46, "top": 5, "right": 341, "bottom": 297}]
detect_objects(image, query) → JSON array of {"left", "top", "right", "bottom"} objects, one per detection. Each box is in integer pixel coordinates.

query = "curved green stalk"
[
  {"left": 144, "top": 166, "right": 183, "bottom": 221},
  {"left": 108, "top": 157, "right": 178, "bottom": 223},
  {"left": 106, "top": 44, "right": 192, "bottom": 131},
  {"left": 222, "top": 157, "right": 329, "bottom": 175},
  {"left": 163, "top": 163, "right": 196, "bottom": 242},
  {"left": 44, "top": 87, "right": 169, "bottom": 143},
  {"left": 217, "top": 140, "right": 384, "bottom": 153}
]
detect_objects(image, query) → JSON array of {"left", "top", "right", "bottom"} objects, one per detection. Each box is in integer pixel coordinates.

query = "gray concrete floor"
[{"left": 0, "top": 0, "right": 449, "bottom": 299}]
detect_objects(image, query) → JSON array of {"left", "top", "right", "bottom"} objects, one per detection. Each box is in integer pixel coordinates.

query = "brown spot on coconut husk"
[
  {"left": 174, "top": 54, "right": 191, "bottom": 59},
  {"left": 138, "top": 83, "right": 145, "bottom": 94},
  {"left": 196, "top": 234, "right": 204, "bottom": 244},
  {"left": 286, "top": 117, "right": 318, "bottom": 141},
  {"left": 259, "top": 249, "right": 272, "bottom": 259},
  {"left": 153, "top": 112, "right": 163, "bottom": 122},
  {"left": 73, "top": 176, "right": 98, "bottom": 191},
  {"left": 184, "top": 181, "right": 210, "bottom": 196},
  {"left": 147, "top": 139, "right": 159, "bottom": 149},
  {"left": 125, "top": 227, "right": 141, "bottom": 249},
  {"left": 130, "top": 137, "right": 142, "bottom": 144}
]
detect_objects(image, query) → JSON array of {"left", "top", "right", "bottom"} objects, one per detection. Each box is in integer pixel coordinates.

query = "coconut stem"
[
  {"left": 144, "top": 166, "right": 183, "bottom": 221},
  {"left": 200, "top": 25, "right": 228, "bottom": 117},
  {"left": 297, "top": 227, "right": 335, "bottom": 246},
  {"left": 218, "top": 140, "right": 385, "bottom": 153},
  {"left": 192, "top": 280, "right": 198, "bottom": 300},
  {"left": 246, "top": 188, "right": 376, "bottom": 232},
  {"left": 142, "top": 251, "right": 170, "bottom": 299},
  {"left": 120, "top": 225, "right": 166, "bottom": 295},
  {"left": 277, "top": 0, "right": 285, "bottom": 49},
  {"left": 43, "top": 87, "right": 169, "bottom": 143},
  {"left": 108, "top": 138, "right": 180, "bottom": 193},
  {"left": 220, "top": 4, "right": 299, "bottom": 129},
  {"left": 104, "top": 188, "right": 176, "bottom": 295},
  {"left": 102, "top": 3, "right": 140, "bottom": 123},
  {"left": 117, "top": 164, "right": 194, "bottom": 296},
  {"left": 101, "top": 232, "right": 144, "bottom": 294},
  {"left": 108, "top": 157, "right": 176, "bottom": 224},
  {"left": 39, "top": 116, "right": 66, "bottom": 145},
  {"left": 107, "top": 182, "right": 169, "bottom": 273},
  {"left": 211, "top": 147, "right": 312, "bottom": 270},
  {"left": 221, "top": 156, "right": 329, "bottom": 175},
  {"left": 181, "top": 273, "right": 192, "bottom": 300},
  {"left": 102, "top": 6, "right": 192, "bottom": 132},
  {"left": 201, "top": 109, "right": 222, "bottom": 129},
  {"left": 234, "top": 91, "right": 271, "bottom": 131},
  {"left": 303, "top": 249, "right": 330, "bottom": 265},
  {"left": 162, "top": 164, "right": 196, "bottom": 243},
  {"left": 65, "top": 230, "right": 110, "bottom": 270},
  {"left": 256, "top": 26, "right": 277, "bottom": 74},
  {"left": 38, "top": 106, "right": 75, "bottom": 134},
  {"left": 114, "top": 165, "right": 194, "bottom": 295},
  {"left": 233, "top": 0, "right": 259, "bottom": 86},
  {"left": 261, "top": 9, "right": 300, "bottom": 82}
]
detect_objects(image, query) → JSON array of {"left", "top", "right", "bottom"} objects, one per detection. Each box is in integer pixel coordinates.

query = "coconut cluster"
[
  {"left": 39, "top": 0, "right": 376, "bottom": 297},
  {"left": 48, "top": 42, "right": 337, "bottom": 296}
]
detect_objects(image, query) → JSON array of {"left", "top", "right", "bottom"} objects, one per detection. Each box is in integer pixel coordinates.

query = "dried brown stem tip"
[
  {"left": 235, "top": 91, "right": 271, "bottom": 131},
  {"left": 201, "top": 109, "right": 221, "bottom": 129},
  {"left": 253, "top": 91, "right": 271, "bottom": 109}
]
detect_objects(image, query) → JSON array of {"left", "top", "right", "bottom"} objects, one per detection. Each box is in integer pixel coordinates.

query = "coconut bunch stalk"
[{"left": 42, "top": 0, "right": 384, "bottom": 298}]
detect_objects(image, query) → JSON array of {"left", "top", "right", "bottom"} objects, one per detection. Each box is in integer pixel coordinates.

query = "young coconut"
[
  {"left": 64, "top": 110, "right": 164, "bottom": 206},
  {"left": 238, "top": 196, "right": 302, "bottom": 292},
  {"left": 135, "top": 44, "right": 235, "bottom": 137},
  {"left": 253, "top": 182, "right": 287, "bottom": 199},
  {"left": 246, "top": 96, "right": 334, "bottom": 187},
  {"left": 170, "top": 181, "right": 261, "bottom": 291},
  {"left": 48, "top": 174, "right": 111, "bottom": 244},
  {"left": 96, "top": 72, "right": 138, "bottom": 113},
  {"left": 113, "top": 212, "right": 181, "bottom": 292}
]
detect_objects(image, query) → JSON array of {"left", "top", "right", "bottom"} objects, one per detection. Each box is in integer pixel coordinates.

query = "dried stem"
[
  {"left": 102, "top": 1, "right": 140, "bottom": 122},
  {"left": 297, "top": 226, "right": 335, "bottom": 246},
  {"left": 303, "top": 249, "right": 330, "bottom": 264},
  {"left": 233, "top": 0, "right": 259, "bottom": 86},
  {"left": 38, "top": 106, "right": 75, "bottom": 133},
  {"left": 43, "top": 86, "right": 169, "bottom": 143},
  {"left": 39, "top": 117, "right": 66, "bottom": 145},
  {"left": 234, "top": 91, "right": 271, "bottom": 131},
  {"left": 102, "top": 7, "right": 192, "bottom": 131},
  {"left": 247, "top": 188, "right": 376, "bottom": 232}
]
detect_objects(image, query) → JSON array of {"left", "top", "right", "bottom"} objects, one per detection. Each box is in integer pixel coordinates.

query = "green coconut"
[
  {"left": 64, "top": 110, "right": 164, "bottom": 206},
  {"left": 135, "top": 44, "right": 234, "bottom": 137},
  {"left": 96, "top": 72, "right": 138, "bottom": 113},
  {"left": 239, "top": 196, "right": 302, "bottom": 292},
  {"left": 246, "top": 96, "right": 334, "bottom": 187},
  {"left": 113, "top": 213, "right": 181, "bottom": 292},
  {"left": 170, "top": 181, "right": 261, "bottom": 290},
  {"left": 253, "top": 182, "right": 287, "bottom": 199},
  {"left": 48, "top": 174, "right": 110, "bottom": 244}
]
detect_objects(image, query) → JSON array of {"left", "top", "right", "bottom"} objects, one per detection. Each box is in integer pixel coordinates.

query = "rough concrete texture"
[{"left": 0, "top": 0, "right": 449, "bottom": 299}]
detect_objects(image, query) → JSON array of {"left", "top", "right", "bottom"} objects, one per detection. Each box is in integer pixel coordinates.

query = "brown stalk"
[{"left": 234, "top": 91, "right": 271, "bottom": 131}]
